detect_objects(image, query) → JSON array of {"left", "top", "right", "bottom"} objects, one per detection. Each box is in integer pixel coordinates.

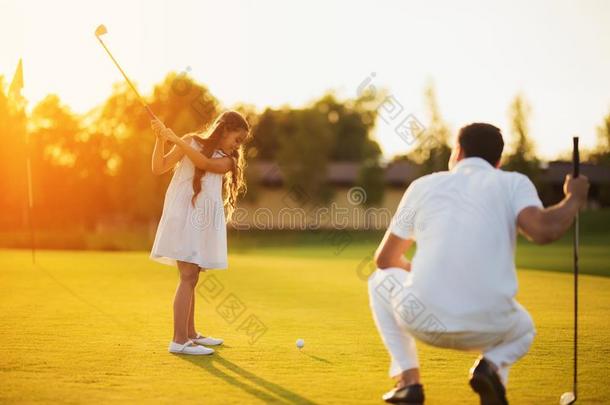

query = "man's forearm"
[
  {"left": 376, "top": 253, "right": 412, "bottom": 271},
  {"left": 397, "top": 256, "right": 412, "bottom": 271},
  {"left": 541, "top": 194, "right": 581, "bottom": 241},
  {"left": 374, "top": 232, "right": 414, "bottom": 271}
]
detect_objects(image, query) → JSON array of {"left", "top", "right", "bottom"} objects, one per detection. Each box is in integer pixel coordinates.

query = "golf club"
[
  {"left": 94, "top": 24, "right": 157, "bottom": 120},
  {"left": 560, "top": 136, "right": 580, "bottom": 405}
]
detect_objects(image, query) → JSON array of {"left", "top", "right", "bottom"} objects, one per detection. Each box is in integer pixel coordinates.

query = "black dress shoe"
[
  {"left": 469, "top": 357, "right": 508, "bottom": 405},
  {"left": 382, "top": 383, "right": 424, "bottom": 404}
]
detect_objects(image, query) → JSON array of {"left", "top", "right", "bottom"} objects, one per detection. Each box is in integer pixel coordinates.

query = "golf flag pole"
[
  {"left": 26, "top": 129, "right": 35, "bottom": 265},
  {"left": 8, "top": 59, "right": 24, "bottom": 99},
  {"left": 94, "top": 25, "right": 157, "bottom": 120},
  {"left": 572, "top": 136, "right": 580, "bottom": 401},
  {"left": 9, "top": 59, "right": 36, "bottom": 265}
]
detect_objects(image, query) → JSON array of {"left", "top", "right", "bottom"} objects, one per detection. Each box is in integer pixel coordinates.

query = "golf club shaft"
[
  {"left": 95, "top": 36, "right": 156, "bottom": 120},
  {"left": 572, "top": 136, "right": 579, "bottom": 400}
]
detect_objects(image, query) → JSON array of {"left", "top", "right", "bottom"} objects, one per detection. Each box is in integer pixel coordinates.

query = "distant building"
[
  {"left": 235, "top": 160, "right": 609, "bottom": 230},
  {"left": 538, "top": 161, "right": 610, "bottom": 207}
]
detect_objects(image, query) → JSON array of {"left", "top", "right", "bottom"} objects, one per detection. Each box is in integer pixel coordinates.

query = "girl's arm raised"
[
  {"left": 162, "top": 127, "right": 234, "bottom": 174},
  {"left": 151, "top": 120, "right": 186, "bottom": 175}
]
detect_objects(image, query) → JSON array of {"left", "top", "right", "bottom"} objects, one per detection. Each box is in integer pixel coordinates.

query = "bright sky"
[{"left": 1, "top": 0, "right": 609, "bottom": 160}]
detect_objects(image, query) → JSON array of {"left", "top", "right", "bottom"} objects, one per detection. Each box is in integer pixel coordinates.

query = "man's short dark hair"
[{"left": 458, "top": 123, "right": 504, "bottom": 166}]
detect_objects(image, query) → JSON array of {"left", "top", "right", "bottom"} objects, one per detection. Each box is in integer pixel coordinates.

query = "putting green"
[{"left": 1, "top": 249, "right": 608, "bottom": 404}]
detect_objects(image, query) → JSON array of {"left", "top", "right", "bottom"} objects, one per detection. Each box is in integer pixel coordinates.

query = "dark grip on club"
[{"left": 573, "top": 137, "right": 580, "bottom": 178}]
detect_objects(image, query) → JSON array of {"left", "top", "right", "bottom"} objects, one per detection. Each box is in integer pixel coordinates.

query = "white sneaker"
[
  {"left": 191, "top": 332, "right": 224, "bottom": 346},
  {"left": 168, "top": 339, "right": 214, "bottom": 355}
]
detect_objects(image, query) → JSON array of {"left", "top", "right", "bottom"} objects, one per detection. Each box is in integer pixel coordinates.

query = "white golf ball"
[
  {"left": 559, "top": 392, "right": 575, "bottom": 405},
  {"left": 296, "top": 338, "right": 304, "bottom": 349}
]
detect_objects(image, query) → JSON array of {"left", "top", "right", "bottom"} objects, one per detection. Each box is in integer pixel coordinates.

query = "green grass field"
[{"left": 1, "top": 242, "right": 609, "bottom": 404}]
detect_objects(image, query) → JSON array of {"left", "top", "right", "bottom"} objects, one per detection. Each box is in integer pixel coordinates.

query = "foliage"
[{"left": 502, "top": 94, "right": 540, "bottom": 179}]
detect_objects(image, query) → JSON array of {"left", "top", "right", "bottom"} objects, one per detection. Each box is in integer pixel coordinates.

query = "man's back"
[{"left": 390, "top": 157, "right": 543, "bottom": 331}]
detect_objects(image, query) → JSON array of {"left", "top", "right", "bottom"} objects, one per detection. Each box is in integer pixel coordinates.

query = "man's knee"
[
  {"left": 368, "top": 270, "right": 384, "bottom": 313},
  {"left": 519, "top": 309, "right": 536, "bottom": 352},
  {"left": 502, "top": 305, "right": 536, "bottom": 357},
  {"left": 514, "top": 304, "right": 536, "bottom": 338},
  {"left": 368, "top": 268, "right": 408, "bottom": 298},
  {"left": 367, "top": 269, "right": 384, "bottom": 300}
]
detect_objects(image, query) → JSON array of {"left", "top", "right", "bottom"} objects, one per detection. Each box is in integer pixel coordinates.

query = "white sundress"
[{"left": 150, "top": 138, "right": 228, "bottom": 270}]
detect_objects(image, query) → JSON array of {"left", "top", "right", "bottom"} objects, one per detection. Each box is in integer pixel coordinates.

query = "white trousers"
[{"left": 368, "top": 269, "right": 535, "bottom": 386}]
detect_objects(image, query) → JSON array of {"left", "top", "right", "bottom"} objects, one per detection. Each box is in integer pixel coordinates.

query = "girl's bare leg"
[
  {"left": 173, "top": 261, "right": 200, "bottom": 344},
  {"left": 187, "top": 289, "right": 197, "bottom": 338},
  {"left": 188, "top": 268, "right": 205, "bottom": 339}
]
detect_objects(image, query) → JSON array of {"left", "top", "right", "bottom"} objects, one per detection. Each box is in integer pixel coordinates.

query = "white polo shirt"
[{"left": 388, "top": 157, "right": 543, "bottom": 332}]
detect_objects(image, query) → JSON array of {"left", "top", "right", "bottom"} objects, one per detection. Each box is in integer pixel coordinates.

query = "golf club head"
[
  {"left": 559, "top": 391, "right": 576, "bottom": 405},
  {"left": 95, "top": 24, "right": 107, "bottom": 37}
]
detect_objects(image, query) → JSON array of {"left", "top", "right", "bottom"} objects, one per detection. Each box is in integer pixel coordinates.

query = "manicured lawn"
[{"left": 1, "top": 247, "right": 608, "bottom": 403}]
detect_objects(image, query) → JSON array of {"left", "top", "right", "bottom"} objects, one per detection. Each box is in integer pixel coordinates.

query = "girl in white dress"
[{"left": 149, "top": 111, "right": 249, "bottom": 355}]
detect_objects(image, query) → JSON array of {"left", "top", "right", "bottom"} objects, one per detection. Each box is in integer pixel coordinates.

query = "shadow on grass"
[
  {"left": 302, "top": 353, "right": 332, "bottom": 365},
  {"left": 178, "top": 353, "right": 317, "bottom": 404}
]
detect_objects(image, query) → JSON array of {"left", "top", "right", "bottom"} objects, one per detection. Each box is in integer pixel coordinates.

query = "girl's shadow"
[{"left": 177, "top": 353, "right": 317, "bottom": 404}]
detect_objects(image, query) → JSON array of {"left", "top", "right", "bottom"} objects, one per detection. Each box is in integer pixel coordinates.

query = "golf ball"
[
  {"left": 559, "top": 392, "right": 575, "bottom": 405},
  {"left": 296, "top": 338, "right": 304, "bottom": 349}
]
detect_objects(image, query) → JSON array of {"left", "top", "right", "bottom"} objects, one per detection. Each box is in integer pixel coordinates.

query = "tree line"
[{"left": 1, "top": 72, "right": 609, "bottom": 232}]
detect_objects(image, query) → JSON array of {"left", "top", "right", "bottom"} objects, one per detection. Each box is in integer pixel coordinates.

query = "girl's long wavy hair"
[{"left": 189, "top": 110, "right": 250, "bottom": 221}]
